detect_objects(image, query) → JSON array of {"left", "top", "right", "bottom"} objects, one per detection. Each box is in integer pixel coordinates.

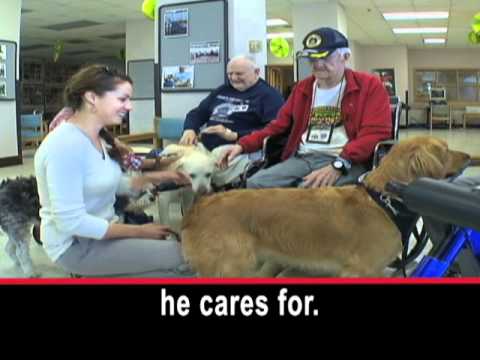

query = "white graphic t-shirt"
[{"left": 298, "top": 80, "right": 347, "bottom": 155}]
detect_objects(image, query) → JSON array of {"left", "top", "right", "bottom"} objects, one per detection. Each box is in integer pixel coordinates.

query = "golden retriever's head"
[
  {"left": 365, "top": 136, "right": 470, "bottom": 191},
  {"left": 163, "top": 143, "right": 217, "bottom": 195}
]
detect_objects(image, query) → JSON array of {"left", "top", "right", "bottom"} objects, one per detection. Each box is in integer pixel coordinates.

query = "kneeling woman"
[{"left": 34, "top": 64, "right": 191, "bottom": 277}]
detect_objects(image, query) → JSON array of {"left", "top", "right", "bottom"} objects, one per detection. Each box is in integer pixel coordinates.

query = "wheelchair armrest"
[
  {"left": 262, "top": 132, "right": 289, "bottom": 168},
  {"left": 372, "top": 140, "right": 398, "bottom": 169}
]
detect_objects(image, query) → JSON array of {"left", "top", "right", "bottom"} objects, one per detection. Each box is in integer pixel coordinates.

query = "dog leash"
[{"left": 361, "top": 185, "right": 419, "bottom": 277}]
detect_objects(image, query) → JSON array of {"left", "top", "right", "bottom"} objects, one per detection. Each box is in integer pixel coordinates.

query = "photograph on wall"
[
  {"left": 164, "top": 8, "right": 189, "bottom": 37},
  {"left": 372, "top": 68, "right": 396, "bottom": 96},
  {"left": 190, "top": 41, "right": 220, "bottom": 64},
  {"left": 162, "top": 65, "right": 194, "bottom": 89},
  {"left": 0, "top": 63, "right": 6, "bottom": 78},
  {"left": 0, "top": 44, "right": 6, "bottom": 61},
  {"left": 0, "top": 80, "right": 6, "bottom": 97}
]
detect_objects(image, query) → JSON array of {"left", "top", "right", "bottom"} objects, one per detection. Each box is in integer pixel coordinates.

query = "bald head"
[{"left": 227, "top": 55, "right": 260, "bottom": 91}]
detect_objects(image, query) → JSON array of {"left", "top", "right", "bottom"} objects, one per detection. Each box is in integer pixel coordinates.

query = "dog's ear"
[
  {"left": 196, "top": 142, "right": 210, "bottom": 154},
  {"left": 407, "top": 142, "right": 446, "bottom": 180},
  {"left": 162, "top": 144, "right": 186, "bottom": 157}
]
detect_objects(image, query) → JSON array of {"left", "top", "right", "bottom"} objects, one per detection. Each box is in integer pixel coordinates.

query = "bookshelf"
[{"left": 20, "top": 59, "right": 80, "bottom": 120}]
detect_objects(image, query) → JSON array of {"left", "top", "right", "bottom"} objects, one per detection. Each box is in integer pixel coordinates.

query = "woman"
[{"left": 34, "top": 64, "right": 191, "bottom": 277}]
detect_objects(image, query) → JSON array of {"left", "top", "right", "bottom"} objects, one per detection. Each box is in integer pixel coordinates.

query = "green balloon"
[
  {"left": 472, "top": 12, "right": 480, "bottom": 33},
  {"left": 142, "top": 0, "right": 156, "bottom": 20},
  {"left": 269, "top": 37, "right": 290, "bottom": 58},
  {"left": 468, "top": 31, "right": 480, "bottom": 44}
]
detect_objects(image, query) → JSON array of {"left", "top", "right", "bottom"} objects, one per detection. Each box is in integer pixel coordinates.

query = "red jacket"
[{"left": 238, "top": 68, "right": 392, "bottom": 164}]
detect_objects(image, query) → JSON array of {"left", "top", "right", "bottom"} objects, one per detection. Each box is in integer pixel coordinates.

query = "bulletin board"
[
  {"left": 158, "top": 0, "right": 228, "bottom": 93},
  {"left": 127, "top": 59, "right": 155, "bottom": 100},
  {"left": 0, "top": 40, "right": 17, "bottom": 101}
]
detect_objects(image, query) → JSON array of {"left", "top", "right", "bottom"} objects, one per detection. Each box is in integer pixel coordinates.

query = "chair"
[
  {"left": 154, "top": 116, "right": 185, "bottom": 148},
  {"left": 429, "top": 100, "right": 451, "bottom": 130},
  {"left": 389, "top": 95, "right": 402, "bottom": 140},
  {"left": 20, "top": 113, "right": 45, "bottom": 149}
]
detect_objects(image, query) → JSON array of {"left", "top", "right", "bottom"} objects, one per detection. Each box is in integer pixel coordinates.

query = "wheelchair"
[{"left": 387, "top": 178, "right": 480, "bottom": 277}]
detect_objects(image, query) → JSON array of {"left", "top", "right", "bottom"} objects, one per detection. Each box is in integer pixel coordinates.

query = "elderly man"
[
  {"left": 180, "top": 55, "right": 284, "bottom": 185},
  {"left": 222, "top": 27, "right": 392, "bottom": 189}
]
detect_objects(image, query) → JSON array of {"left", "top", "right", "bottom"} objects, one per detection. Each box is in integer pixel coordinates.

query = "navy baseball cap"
[{"left": 298, "top": 27, "right": 349, "bottom": 59}]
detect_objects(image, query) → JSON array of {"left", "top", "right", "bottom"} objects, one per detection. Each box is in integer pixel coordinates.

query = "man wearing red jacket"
[{"left": 221, "top": 27, "right": 392, "bottom": 188}]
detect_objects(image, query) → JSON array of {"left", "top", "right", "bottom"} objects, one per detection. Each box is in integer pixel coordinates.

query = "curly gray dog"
[
  {"left": 0, "top": 176, "right": 41, "bottom": 277},
  {"left": 0, "top": 176, "right": 158, "bottom": 278}
]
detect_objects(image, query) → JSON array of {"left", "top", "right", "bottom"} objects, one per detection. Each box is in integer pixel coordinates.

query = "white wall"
[
  {"left": 0, "top": 0, "right": 21, "bottom": 161},
  {"left": 126, "top": 18, "right": 155, "bottom": 134},
  {"left": 356, "top": 45, "right": 409, "bottom": 102}
]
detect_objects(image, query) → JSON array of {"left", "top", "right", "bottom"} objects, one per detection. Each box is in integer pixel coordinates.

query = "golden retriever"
[{"left": 180, "top": 136, "right": 470, "bottom": 277}]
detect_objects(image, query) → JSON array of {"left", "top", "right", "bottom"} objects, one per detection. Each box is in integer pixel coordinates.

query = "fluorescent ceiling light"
[
  {"left": 393, "top": 27, "right": 448, "bottom": 34},
  {"left": 267, "top": 32, "right": 294, "bottom": 39},
  {"left": 383, "top": 11, "right": 449, "bottom": 20},
  {"left": 267, "top": 18, "right": 289, "bottom": 27},
  {"left": 424, "top": 38, "right": 446, "bottom": 44}
]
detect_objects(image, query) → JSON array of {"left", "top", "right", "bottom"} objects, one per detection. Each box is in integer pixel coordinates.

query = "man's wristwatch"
[{"left": 331, "top": 157, "right": 351, "bottom": 175}]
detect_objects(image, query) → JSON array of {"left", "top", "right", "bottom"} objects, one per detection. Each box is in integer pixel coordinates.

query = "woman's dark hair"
[
  {"left": 64, "top": 64, "right": 133, "bottom": 165},
  {"left": 64, "top": 64, "right": 132, "bottom": 110}
]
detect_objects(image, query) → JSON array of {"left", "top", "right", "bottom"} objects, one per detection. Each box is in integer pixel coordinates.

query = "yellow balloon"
[
  {"left": 269, "top": 37, "right": 290, "bottom": 58},
  {"left": 142, "top": 0, "right": 156, "bottom": 20}
]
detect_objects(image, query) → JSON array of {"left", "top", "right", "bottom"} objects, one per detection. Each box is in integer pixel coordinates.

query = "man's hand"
[
  {"left": 179, "top": 130, "right": 198, "bottom": 145},
  {"left": 302, "top": 165, "right": 341, "bottom": 188},
  {"left": 217, "top": 144, "right": 243, "bottom": 169},
  {"left": 201, "top": 125, "right": 238, "bottom": 141}
]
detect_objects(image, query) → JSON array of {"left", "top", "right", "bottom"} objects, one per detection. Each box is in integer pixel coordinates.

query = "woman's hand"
[
  {"left": 145, "top": 170, "right": 192, "bottom": 186},
  {"left": 201, "top": 125, "right": 238, "bottom": 141},
  {"left": 138, "top": 223, "right": 175, "bottom": 239},
  {"left": 103, "top": 223, "right": 176, "bottom": 240}
]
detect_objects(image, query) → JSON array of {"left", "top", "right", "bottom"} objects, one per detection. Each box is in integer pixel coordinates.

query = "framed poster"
[
  {"left": 0, "top": 44, "right": 6, "bottom": 61},
  {"left": 0, "top": 40, "right": 16, "bottom": 100},
  {"left": 0, "top": 62, "right": 6, "bottom": 78},
  {"left": 164, "top": 8, "right": 189, "bottom": 37},
  {"left": 372, "top": 68, "right": 396, "bottom": 96},
  {"left": 190, "top": 41, "right": 220, "bottom": 64},
  {"left": 162, "top": 65, "right": 194, "bottom": 89}
]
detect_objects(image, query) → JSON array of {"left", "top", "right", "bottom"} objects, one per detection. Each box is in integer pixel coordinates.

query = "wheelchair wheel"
[{"left": 387, "top": 217, "right": 432, "bottom": 271}]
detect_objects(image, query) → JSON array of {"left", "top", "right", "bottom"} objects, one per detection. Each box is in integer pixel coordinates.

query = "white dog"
[
  {"left": 161, "top": 143, "right": 217, "bottom": 195},
  {"left": 157, "top": 143, "right": 218, "bottom": 233}
]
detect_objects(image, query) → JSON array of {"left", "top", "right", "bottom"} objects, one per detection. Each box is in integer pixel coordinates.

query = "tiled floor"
[{"left": 0, "top": 128, "right": 479, "bottom": 278}]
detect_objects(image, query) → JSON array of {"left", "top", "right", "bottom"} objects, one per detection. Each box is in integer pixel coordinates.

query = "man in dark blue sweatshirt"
[{"left": 180, "top": 55, "right": 284, "bottom": 185}]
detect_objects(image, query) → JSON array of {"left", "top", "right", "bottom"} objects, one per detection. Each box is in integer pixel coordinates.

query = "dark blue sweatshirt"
[{"left": 183, "top": 79, "right": 284, "bottom": 150}]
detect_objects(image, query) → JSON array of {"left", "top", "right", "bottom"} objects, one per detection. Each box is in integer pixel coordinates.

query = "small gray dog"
[
  {"left": 0, "top": 176, "right": 41, "bottom": 277},
  {"left": 0, "top": 176, "right": 158, "bottom": 277}
]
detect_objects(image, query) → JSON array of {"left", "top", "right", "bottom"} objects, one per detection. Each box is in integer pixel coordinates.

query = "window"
[{"left": 414, "top": 69, "right": 480, "bottom": 102}]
